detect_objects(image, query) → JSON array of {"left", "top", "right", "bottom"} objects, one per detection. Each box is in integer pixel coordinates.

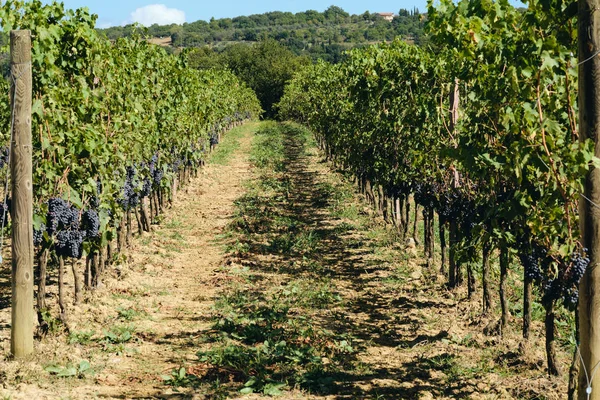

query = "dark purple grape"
[
  {"left": 55, "top": 230, "right": 85, "bottom": 259},
  {"left": 569, "top": 251, "right": 589, "bottom": 286},
  {"left": 81, "top": 209, "right": 100, "bottom": 238},
  {"left": 118, "top": 166, "right": 141, "bottom": 210},
  {"left": 33, "top": 223, "right": 45, "bottom": 246},
  {"left": 564, "top": 288, "right": 579, "bottom": 310},
  {"left": 141, "top": 177, "right": 151, "bottom": 198},
  {"left": 153, "top": 168, "right": 164, "bottom": 187},
  {"left": 0, "top": 147, "right": 9, "bottom": 169},
  {"left": 47, "top": 198, "right": 79, "bottom": 234}
]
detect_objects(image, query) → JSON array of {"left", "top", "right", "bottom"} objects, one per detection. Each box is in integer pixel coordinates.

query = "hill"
[{"left": 98, "top": 6, "right": 426, "bottom": 63}]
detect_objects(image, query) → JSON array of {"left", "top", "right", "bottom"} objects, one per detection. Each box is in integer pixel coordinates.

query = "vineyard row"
[
  {"left": 278, "top": 0, "right": 586, "bottom": 390},
  {"left": 0, "top": 0, "right": 261, "bottom": 339}
]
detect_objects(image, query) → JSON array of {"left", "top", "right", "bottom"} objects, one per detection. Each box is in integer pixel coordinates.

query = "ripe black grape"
[
  {"left": 517, "top": 239, "right": 548, "bottom": 283},
  {"left": 81, "top": 209, "right": 100, "bottom": 238},
  {"left": 118, "top": 166, "right": 141, "bottom": 210},
  {"left": 47, "top": 198, "right": 79, "bottom": 234},
  {"left": 0, "top": 200, "right": 10, "bottom": 227},
  {"left": 171, "top": 158, "right": 182, "bottom": 172},
  {"left": 153, "top": 168, "right": 164, "bottom": 187},
  {"left": 210, "top": 132, "right": 219, "bottom": 146},
  {"left": 141, "top": 177, "right": 152, "bottom": 197},
  {"left": 0, "top": 147, "right": 9, "bottom": 169},
  {"left": 33, "top": 223, "right": 45, "bottom": 246},
  {"left": 569, "top": 250, "right": 589, "bottom": 286},
  {"left": 564, "top": 288, "right": 579, "bottom": 310},
  {"left": 55, "top": 229, "right": 85, "bottom": 258},
  {"left": 542, "top": 279, "right": 563, "bottom": 305},
  {"left": 519, "top": 252, "right": 543, "bottom": 281},
  {"left": 149, "top": 153, "right": 158, "bottom": 176}
]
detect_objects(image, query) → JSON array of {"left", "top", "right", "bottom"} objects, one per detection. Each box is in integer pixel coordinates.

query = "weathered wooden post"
[
  {"left": 10, "top": 30, "right": 34, "bottom": 358},
  {"left": 448, "top": 78, "right": 461, "bottom": 288}
]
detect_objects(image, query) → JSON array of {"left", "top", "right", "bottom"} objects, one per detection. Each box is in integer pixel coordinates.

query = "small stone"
[
  {"left": 419, "top": 391, "right": 434, "bottom": 400},
  {"left": 410, "top": 266, "right": 423, "bottom": 280}
]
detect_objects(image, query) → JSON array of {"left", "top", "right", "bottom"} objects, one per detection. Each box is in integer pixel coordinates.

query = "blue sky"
[{"left": 44, "top": 1, "right": 429, "bottom": 28}]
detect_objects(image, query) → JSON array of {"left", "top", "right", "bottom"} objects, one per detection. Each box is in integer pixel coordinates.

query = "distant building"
[{"left": 377, "top": 12, "right": 395, "bottom": 22}]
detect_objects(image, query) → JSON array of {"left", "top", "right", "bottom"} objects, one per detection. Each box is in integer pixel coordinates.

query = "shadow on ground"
[{"left": 199, "top": 123, "right": 477, "bottom": 399}]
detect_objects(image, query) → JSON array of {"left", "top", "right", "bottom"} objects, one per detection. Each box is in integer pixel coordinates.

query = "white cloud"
[{"left": 128, "top": 4, "right": 186, "bottom": 26}]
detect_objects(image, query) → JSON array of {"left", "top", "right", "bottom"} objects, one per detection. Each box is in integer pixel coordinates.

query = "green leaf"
[
  {"left": 78, "top": 360, "right": 91, "bottom": 373},
  {"left": 44, "top": 365, "right": 64, "bottom": 374},
  {"left": 541, "top": 51, "right": 559, "bottom": 70},
  {"left": 263, "top": 383, "right": 286, "bottom": 396}
]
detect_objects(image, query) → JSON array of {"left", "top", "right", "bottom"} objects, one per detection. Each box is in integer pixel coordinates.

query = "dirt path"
[{"left": 0, "top": 122, "right": 259, "bottom": 399}]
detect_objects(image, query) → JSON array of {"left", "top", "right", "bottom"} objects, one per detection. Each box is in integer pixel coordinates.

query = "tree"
[
  {"left": 221, "top": 39, "right": 308, "bottom": 118},
  {"left": 324, "top": 6, "right": 349, "bottom": 23},
  {"left": 187, "top": 46, "right": 224, "bottom": 70}
]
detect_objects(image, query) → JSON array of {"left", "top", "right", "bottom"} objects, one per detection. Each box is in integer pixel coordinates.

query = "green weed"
[
  {"left": 39, "top": 309, "right": 64, "bottom": 335},
  {"left": 67, "top": 330, "right": 95, "bottom": 345},
  {"left": 162, "top": 366, "right": 200, "bottom": 388},
  {"left": 44, "top": 360, "right": 93, "bottom": 379},
  {"left": 103, "top": 324, "right": 136, "bottom": 345},
  {"left": 116, "top": 306, "right": 147, "bottom": 321},
  {"left": 165, "top": 218, "right": 184, "bottom": 229}
]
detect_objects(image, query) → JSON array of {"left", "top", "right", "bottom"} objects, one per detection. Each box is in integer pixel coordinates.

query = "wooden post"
[
  {"left": 448, "top": 79, "right": 461, "bottom": 288},
  {"left": 579, "top": 0, "right": 600, "bottom": 393},
  {"left": 10, "top": 30, "right": 34, "bottom": 358}
]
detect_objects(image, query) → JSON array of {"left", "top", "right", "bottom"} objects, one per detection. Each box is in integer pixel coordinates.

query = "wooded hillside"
[{"left": 98, "top": 6, "right": 426, "bottom": 63}]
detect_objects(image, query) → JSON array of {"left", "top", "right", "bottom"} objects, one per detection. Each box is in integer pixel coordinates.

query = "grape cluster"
[
  {"left": 542, "top": 279, "right": 562, "bottom": 305},
  {"left": 55, "top": 230, "right": 85, "bottom": 258},
  {"left": 414, "top": 182, "right": 436, "bottom": 210},
  {"left": 0, "top": 147, "right": 9, "bottom": 169},
  {"left": 568, "top": 251, "right": 589, "bottom": 286},
  {"left": 563, "top": 288, "right": 579, "bottom": 310},
  {"left": 47, "top": 198, "right": 79, "bottom": 234},
  {"left": 141, "top": 177, "right": 152, "bottom": 197},
  {"left": 148, "top": 153, "right": 164, "bottom": 188},
  {"left": 81, "top": 209, "right": 100, "bottom": 238},
  {"left": 519, "top": 252, "right": 543, "bottom": 281},
  {"left": 517, "top": 241, "right": 547, "bottom": 282},
  {"left": 557, "top": 250, "right": 591, "bottom": 310},
  {"left": 118, "top": 166, "right": 140, "bottom": 210},
  {"left": 0, "top": 199, "right": 10, "bottom": 227},
  {"left": 452, "top": 193, "right": 479, "bottom": 235},
  {"left": 149, "top": 153, "right": 158, "bottom": 175},
  {"left": 446, "top": 190, "right": 467, "bottom": 222},
  {"left": 33, "top": 223, "right": 45, "bottom": 246},
  {"left": 431, "top": 182, "right": 453, "bottom": 224},
  {"left": 210, "top": 130, "right": 219, "bottom": 146},
  {"left": 153, "top": 167, "right": 164, "bottom": 187},
  {"left": 171, "top": 158, "right": 182, "bottom": 173},
  {"left": 531, "top": 248, "right": 590, "bottom": 309},
  {"left": 44, "top": 198, "right": 85, "bottom": 258}
]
